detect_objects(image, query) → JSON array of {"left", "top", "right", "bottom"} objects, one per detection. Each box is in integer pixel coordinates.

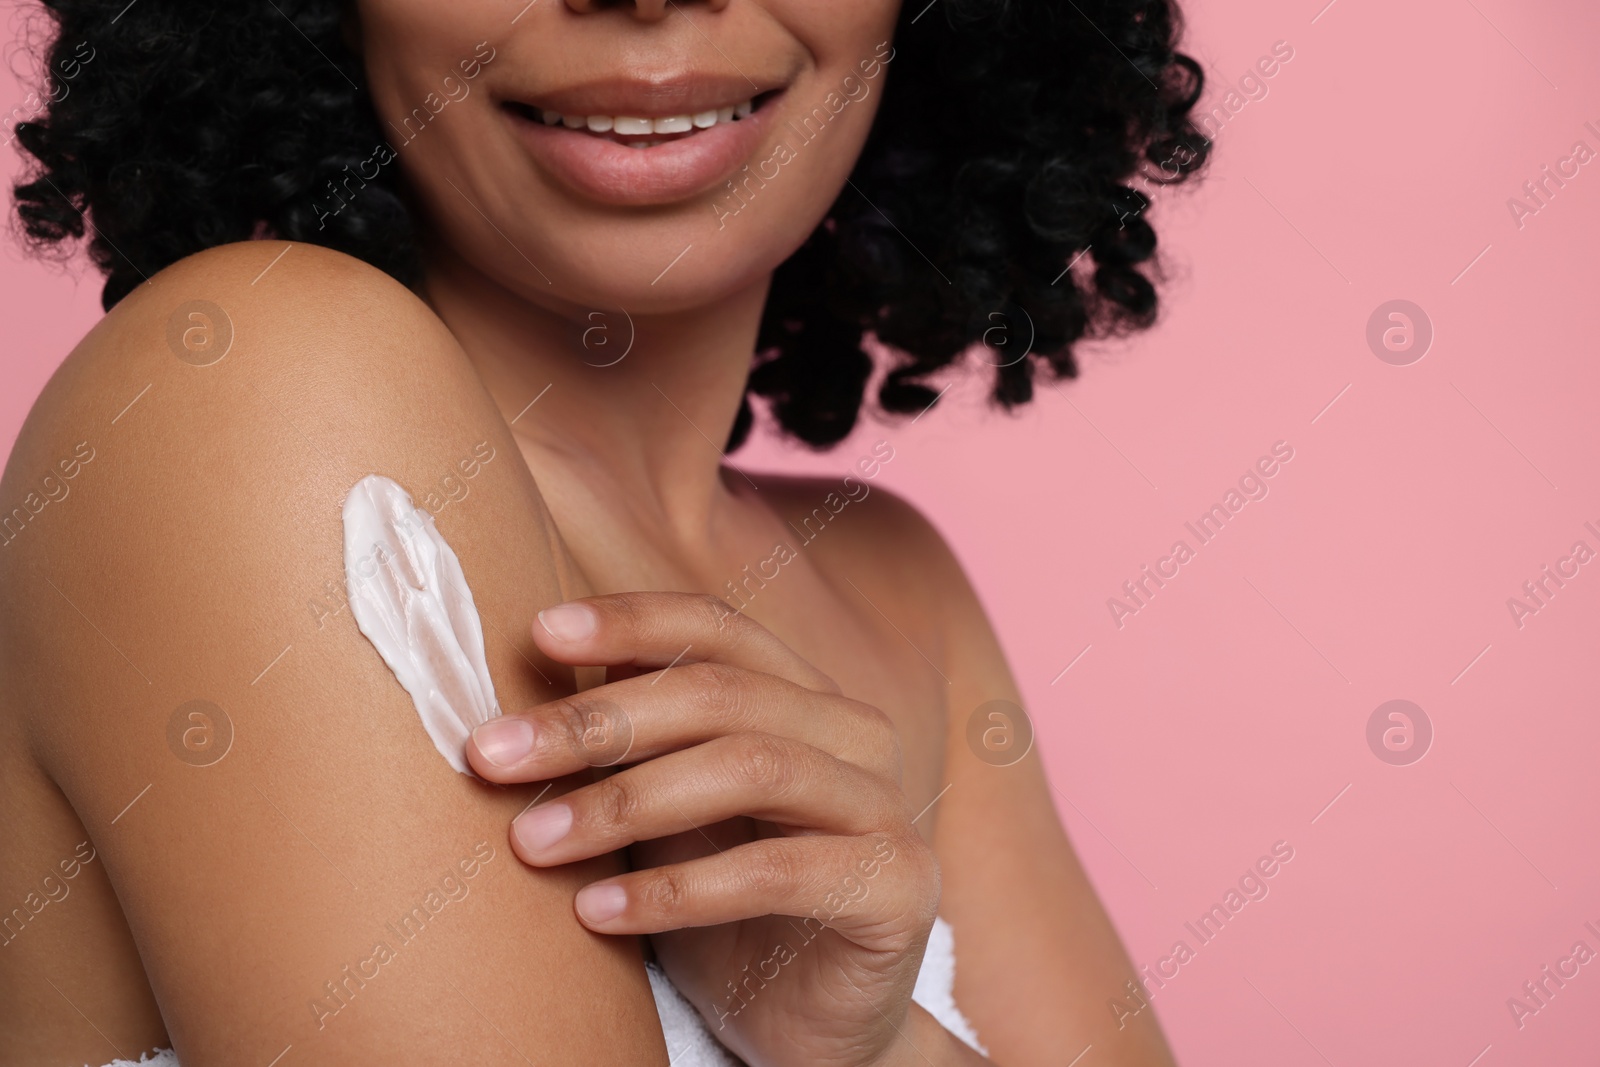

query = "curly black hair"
[{"left": 11, "top": 0, "right": 1209, "bottom": 451}]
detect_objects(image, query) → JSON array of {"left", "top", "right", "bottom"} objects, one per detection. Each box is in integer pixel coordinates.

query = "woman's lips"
[{"left": 505, "top": 92, "right": 782, "bottom": 207}]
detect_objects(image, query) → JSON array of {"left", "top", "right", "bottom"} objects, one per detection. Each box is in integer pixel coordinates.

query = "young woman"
[{"left": 0, "top": 0, "right": 1207, "bottom": 1063}]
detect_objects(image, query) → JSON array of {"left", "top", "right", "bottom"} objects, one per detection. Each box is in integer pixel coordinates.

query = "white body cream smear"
[{"left": 342, "top": 474, "right": 501, "bottom": 774}]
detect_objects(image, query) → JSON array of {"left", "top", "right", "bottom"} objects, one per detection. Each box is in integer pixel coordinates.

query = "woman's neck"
[{"left": 416, "top": 234, "right": 772, "bottom": 549}]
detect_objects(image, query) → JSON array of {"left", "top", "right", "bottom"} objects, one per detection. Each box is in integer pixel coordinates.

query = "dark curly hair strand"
[{"left": 10, "top": 0, "right": 1210, "bottom": 451}]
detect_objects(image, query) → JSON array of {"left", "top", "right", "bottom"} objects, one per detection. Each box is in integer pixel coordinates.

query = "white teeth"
[{"left": 532, "top": 98, "right": 757, "bottom": 135}]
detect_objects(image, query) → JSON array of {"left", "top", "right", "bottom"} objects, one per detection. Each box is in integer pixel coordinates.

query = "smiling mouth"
[{"left": 504, "top": 90, "right": 781, "bottom": 149}]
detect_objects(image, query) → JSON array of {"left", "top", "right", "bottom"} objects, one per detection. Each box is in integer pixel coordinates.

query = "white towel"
[
  {"left": 913, "top": 914, "right": 987, "bottom": 1055},
  {"left": 90, "top": 917, "right": 985, "bottom": 1066},
  {"left": 95, "top": 1051, "right": 178, "bottom": 1067}
]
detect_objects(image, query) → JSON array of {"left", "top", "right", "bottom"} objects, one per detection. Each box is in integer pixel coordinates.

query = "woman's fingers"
[
  {"left": 509, "top": 733, "right": 910, "bottom": 866},
  {"left": 530, "top": 591, "right": 842, "bottom": 694},
  {"left": 466, "top": 661, "right": 902, "bottom": 783},
  {"left": 570, "top": 832, "right": 941, "bottom": 954}
]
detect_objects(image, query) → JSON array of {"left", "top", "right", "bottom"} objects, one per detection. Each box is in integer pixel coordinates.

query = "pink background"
[{"left": 6, "top": 0, "right": 1599, "bottom": 1062}]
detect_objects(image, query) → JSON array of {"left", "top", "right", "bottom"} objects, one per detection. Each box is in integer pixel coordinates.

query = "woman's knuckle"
[
  {"left": 848, "top": 699, "right": 903, "bottom": 780},
  {"left": 684, "top": 660, "right": 741, "bottom": 713},
  {"left": 547, "top": 698, "right": 591, "bottom": 754},
  {"left": 874, "top": 788, "right": 912, "bottom": 832},
  {"left": 849, "top": 697, "right": 890, "bottom": 736},
  {"left": 905, "top": 835, "right": 942, "bottom": 907},
  {"left": 877, "top": 830, "right": 924, "bottom": 872},
  {"left": 872, "top": 709, "right": 903, "bottom": 771},
  {"left": 870, "top": 836, "right": 938, "bottom": 933},
  {"left": 694, "top": 591, "right": 733, "bottom": 626},
  {"left": 884, "top": 732, "right": 906, "bottom": 784},
  {"left": 743, "top": 844, "right": 801, "bottom": 895},
  {"left": 599, "top": 591, "right": 644, "bottom": 632},
  {"left": 592, "top": 773, "right": 640, "bottom": 832},
  {"left": 725, "top": 732, "right": 792, "bottom": 792},
  {"left": 641, "top": 866, "right": 689, "bottom": 913}
]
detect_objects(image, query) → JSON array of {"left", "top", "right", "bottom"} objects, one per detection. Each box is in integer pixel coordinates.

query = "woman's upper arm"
[{"left": 0, "top": 242, "right": 668, "bottom": 1065}]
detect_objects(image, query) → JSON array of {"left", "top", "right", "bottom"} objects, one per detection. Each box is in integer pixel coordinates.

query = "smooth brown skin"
[{"left": 0, "top": 0, "right": 1179, "bottom": 1064}]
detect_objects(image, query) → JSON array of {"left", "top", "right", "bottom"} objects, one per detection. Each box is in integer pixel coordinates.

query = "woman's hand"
[{"left": 465, "top": 592, "right": 943, "bottom": 1067}]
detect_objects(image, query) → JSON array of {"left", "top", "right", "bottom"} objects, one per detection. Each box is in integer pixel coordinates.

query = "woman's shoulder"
[
  {"left": 746, "top": 463, "right": 979, "bottom": 638},
  {"left": 0, "top": 238, "right": 490, "bottom": 661},
  {"left": 0, "top": 237, "right": 555, "bottom": 739},
  {"left": 750, "top": 463, "right": 965, "bottom": 581},
  {"left": 4, "top": 240, "right": 451, "bottom": 503},
  {"left": 26, "top": 241, "right": 440, "bottom": 422}
]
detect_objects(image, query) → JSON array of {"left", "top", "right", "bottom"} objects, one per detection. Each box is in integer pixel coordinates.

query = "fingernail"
[
  {"left": 575, "top": 883, "right": 627, "bottom": 924},
  {"left": 473, "top": 718, "right": 534, "bottom": 766},
  {"left": 538, "top": 602, "right": 598, "bottom": 642},
  {"left": 514, "top": 802, "right": 572, "bottom": 853}
]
